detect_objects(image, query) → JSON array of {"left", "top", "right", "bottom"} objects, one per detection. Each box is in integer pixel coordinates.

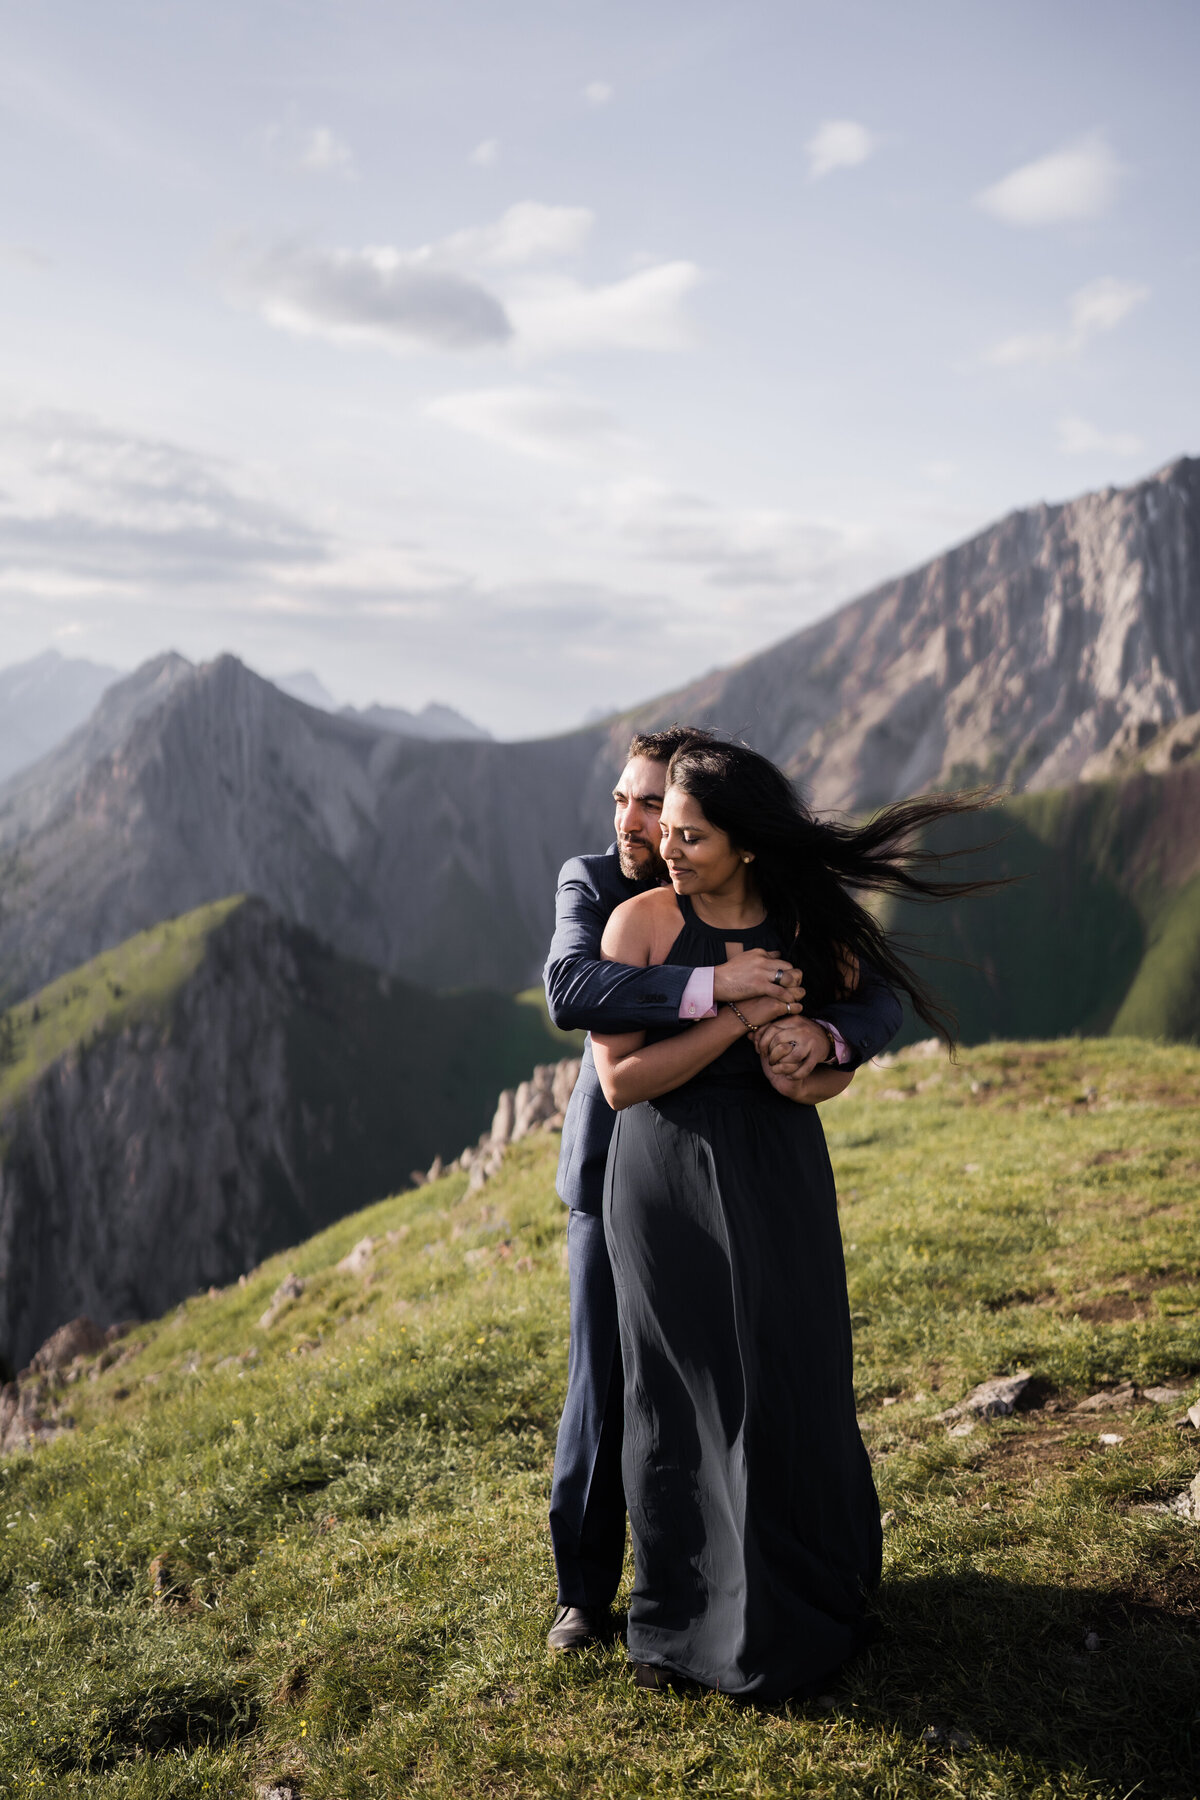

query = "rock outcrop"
[
  {"left": 0, "top": 899, "right": 572, "bottom": 1371},
  {"left": 410, "top": 1057, "right": 581, "bottom": 1194},
  {"left": 623, "top": 456, "right": 1200, "bottom": 811}
]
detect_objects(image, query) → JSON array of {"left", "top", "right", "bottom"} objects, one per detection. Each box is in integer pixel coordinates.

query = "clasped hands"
[{"left": 711, "top": 948, "right": 833, "bottom": 1081}]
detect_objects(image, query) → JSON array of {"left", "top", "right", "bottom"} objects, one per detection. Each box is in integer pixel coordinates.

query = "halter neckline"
[{"left": 677, "top": 891, "right": 770, "bottom": 941}]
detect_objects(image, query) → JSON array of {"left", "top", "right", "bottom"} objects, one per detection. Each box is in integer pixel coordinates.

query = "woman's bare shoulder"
[
  {"left": 602, "top": 885, "right": 681, "bottom": 961},
  {"left": 610, "top": 886, "right": 679, "bottom": 925}
]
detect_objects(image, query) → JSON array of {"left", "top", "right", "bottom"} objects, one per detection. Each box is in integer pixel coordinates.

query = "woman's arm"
[
  {"left": 762, "top": 1062, "right": 855, "bottom": 1106},
  {"left": 591, "top": 897, "right": 789, "bottom": 1109}
]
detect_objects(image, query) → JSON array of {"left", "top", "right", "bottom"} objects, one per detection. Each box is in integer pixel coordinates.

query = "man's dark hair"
[{"left": 627, "top": 724, "right": 713, "bottom": 764}]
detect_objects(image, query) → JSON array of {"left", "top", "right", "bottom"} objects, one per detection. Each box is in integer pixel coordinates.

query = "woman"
[{"left": 592, "top": 738, "right": 984, "bottom": 1702}]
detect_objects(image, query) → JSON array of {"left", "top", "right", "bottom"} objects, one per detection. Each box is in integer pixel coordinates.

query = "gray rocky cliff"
[
  {"left": 0, "top": 901, "right": 303, "bottom": 1370},
  {"left": 0, "top": 655, "right": 608, "bottom": 1000},
  {"left": 622, "top": 456, "right": 1200, "bottom": 811},
  {"left": 0, "top": 897, "right": 574, "bottom": 1369}
]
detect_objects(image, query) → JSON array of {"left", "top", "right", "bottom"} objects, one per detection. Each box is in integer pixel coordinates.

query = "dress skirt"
[{"left": 603, "top": 1073, "right": 881, "bottom": 1702}]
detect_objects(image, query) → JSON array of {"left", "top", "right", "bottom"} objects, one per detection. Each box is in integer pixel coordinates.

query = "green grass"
[
  {"left": 885, "top": 764, "right": 1200, "bottom": 1046},
  {"left": 0, "top": 899, "right": 243, "bottom": 1112},
  {"left": 1, "top": 1039, "right": 1198, "bottom": 1797}
]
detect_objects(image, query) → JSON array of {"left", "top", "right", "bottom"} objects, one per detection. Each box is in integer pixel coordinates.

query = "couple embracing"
[{"left": 542, "top": 726, "right": 978, "bottom": 1702}]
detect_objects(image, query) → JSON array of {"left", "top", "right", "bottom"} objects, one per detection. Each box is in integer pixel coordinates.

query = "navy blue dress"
[{"left": 602, "top": 895, "right": 881, "bottom": 1701}]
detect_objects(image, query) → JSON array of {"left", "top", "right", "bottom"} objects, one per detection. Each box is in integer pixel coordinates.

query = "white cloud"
[
  {"left": 235, "top": 206, "right": 698, "bottom": 359},
  {"left": 425, "top": 386, "right": 632, "bottom": 463},
  {"left": 580, "top": 477, "right": 889, "bottom": 598},
  {"left": 0, "top": 409, "right": 326, "bottom": 589},
  {"left": 975, "top": 133, "right": 1122, "bottom": 226},
  {"left": 236, "top": 242, "right": 513, "bottom": 353},
  {"left": 429, "top": 201, "right": 593, "bottom": 268},
  {"left": 985, "top": 275, "right": 1149, "bottom": 365},
  {"left": 1056, "top": 416, "right": 1144, "bottom": 457},
  {"left": 582, "top": 81, "right": 614, "bottom": 106},
  {"left": 469, "top": 138, "right": 499, "bottom": 167},
  {"left": 507, "top": 261, "right": 702, "bottom": 356},
  {"left": 1068, "top": 275, "right": 1148, "bottom": 336},
  {"left": 298, "top": 125, "right": 355, "bottom": 176},
  {"left": 806, "top": 119, "right": 877, "bottom": 180}
]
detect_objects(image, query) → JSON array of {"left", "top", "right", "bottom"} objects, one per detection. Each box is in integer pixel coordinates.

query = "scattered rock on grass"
[
  {"left": 260, "top": 1273, "right": 305, "bottom": 1330},
  {"left": 336, "top": 1236, "right": 375, "bottom": 1275},
  {"left": 1075, "top": 1382, "right": 1137, "bottom": 1413},
  {"left": 26, "top": 1316, "right": 107, "bottom": 1373},
  {"left": 938, "top": 1371, "right": 1032, "bottom": 1424},
  {"left": 1143, "top": 1385, "right": 1186, "bottom": 1405},
  {"left": 1098, "top": 1433, "right": 1125, "bottom": 1446},
  {"left": 1186, "top": 1402, "right": 1200, "bottom": 1431}
]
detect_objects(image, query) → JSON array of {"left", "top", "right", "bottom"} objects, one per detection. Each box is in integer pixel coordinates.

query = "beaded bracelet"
[{"left": 724, "top": 1002, "right": 756, "bottom": 1038}]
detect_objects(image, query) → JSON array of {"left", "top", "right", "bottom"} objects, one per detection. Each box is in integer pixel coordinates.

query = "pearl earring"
[{"left": 743, "top": 854, "right": 752, "bottom": 863}]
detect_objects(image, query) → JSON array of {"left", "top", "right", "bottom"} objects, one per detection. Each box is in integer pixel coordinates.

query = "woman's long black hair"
[{"left": 666, "top": 735, "right": 998, "bottom": 1045}]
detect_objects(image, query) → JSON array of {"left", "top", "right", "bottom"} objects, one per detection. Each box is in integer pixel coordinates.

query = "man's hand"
[
  {"left": 713, "top": 949, "right": 805, "bottom": 1007},
  {"left": 755, "top": 1017, "right": 833, "bottom": 1080}
]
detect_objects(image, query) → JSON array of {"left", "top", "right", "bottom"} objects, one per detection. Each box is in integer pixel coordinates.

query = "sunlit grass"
[{"left": 1, "top": 1039, "right": 1197, "bottom": 1797}]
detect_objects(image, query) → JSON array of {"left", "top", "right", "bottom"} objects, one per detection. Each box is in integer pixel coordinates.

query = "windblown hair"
[{"left": 667, "top": 735, "right": 998, "bottom": 1046}]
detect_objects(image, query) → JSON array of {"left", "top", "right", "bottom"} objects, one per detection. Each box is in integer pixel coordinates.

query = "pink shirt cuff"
[
  {"left": 677, "top": 970, "right": 847, "bottom": 1064},
  {"left": 679, "top": 966, "right": 717, "bottom": 1019},
  {"left": 813, "top": 1020, "right": 850, "bottom": 1065}
]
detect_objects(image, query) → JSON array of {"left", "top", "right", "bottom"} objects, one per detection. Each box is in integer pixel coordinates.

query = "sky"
[{"left": 0, "top": 0, "right": 1197, "bottom": 738}]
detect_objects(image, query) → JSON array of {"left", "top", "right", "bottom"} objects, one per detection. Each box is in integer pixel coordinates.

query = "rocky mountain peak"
[{"left": 625, "top": 455, "right": 1200, "bottom": 812}]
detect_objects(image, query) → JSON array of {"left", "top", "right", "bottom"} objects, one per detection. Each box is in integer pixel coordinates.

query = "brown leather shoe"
[{"left": 547, "top": 1605, "right": 607, "bottom": 1653}]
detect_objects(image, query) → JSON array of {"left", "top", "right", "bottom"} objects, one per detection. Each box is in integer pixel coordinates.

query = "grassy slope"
[
  {"left": 0, "top": 900, "right": 573, "bottom": 1206},
  {"left": 0, "top": 899, "right": 243, "bottom": 1114},
  {"left": 0, "top": 1039, "right": 1198, "bottom": 1799},
  {"left": 888, "top": 767, "right": 1200, "bottom": 1046}
]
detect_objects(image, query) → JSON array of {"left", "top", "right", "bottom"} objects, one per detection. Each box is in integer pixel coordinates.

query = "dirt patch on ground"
[
  {"left": 1072, "top": 1294, "right": 1151, "bottom": 1323},
  {"left": 979, "top": 1420, "right": 1106, "bottom": 1475}
]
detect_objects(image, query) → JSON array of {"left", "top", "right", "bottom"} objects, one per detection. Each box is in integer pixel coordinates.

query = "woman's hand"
[
  {"left": 760, "top": 1054, "right": 855, "bottom": 1105},
  {"left": 755, "top": 1017, "right": 833, "bottom": 1080}
]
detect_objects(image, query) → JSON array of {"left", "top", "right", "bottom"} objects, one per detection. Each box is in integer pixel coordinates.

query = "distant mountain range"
[
  {"left": 0, "top": 455, "right": 1197, "bottom": 1041},
  {"left": 274, "top": 668, "right": 492, "bottom": 741},
  {"left": 0, "top": 895, "right": 569, "bottom": 1370},
  {"left": 0, "top": 650, "right": 122, "bottom": 785}
]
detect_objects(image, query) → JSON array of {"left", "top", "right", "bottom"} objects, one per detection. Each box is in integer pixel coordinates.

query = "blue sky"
[{"left": 1, "top": 0, "right": 1196, "bottom": 734}]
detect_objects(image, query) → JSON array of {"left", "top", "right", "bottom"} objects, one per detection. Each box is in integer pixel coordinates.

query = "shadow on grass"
[
  {"left": 840, "top": 1572, "right": 1199, "bottom": 1797},
  {"left": 42, "top": 1677, "right": 259, "bottom": 1776}
]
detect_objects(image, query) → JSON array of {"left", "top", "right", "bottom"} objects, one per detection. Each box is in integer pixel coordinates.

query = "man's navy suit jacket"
[{"left": 544, "top": 847, "right": 903, "bottom": 1217}]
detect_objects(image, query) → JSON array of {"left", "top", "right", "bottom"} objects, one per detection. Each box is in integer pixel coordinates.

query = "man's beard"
[{"left": 618, "top": 837, "right": 668, "bottom": 884}]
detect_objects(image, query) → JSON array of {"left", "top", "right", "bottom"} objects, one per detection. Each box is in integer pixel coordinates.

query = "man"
[{"left": 542, "top": 726, "right": 903, "bottom": 1652}]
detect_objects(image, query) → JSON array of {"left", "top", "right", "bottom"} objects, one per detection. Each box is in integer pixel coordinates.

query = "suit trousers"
[{"left": 548, "top": 1209, "right": 626, "bottom": 1608}]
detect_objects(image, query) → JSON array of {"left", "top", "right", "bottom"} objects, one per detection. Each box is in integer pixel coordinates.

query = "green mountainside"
[
  {"left": 0, "top": 897, "right": 570, "bottom": 1370},
  {"left": 0, "top": 1039, "right": 1197, "bottom": 1797},
  {"left": 887, "top": 758, "right": 1200, "bottom": 1046}
]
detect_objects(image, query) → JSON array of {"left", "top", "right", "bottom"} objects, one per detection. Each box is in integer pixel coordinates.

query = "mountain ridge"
[
  {"left": 0, "top": 894, "right": 571, "bottom": 1368},
  {"left": 0, "top": 456, "right": 1196, "bottom": 1013}
]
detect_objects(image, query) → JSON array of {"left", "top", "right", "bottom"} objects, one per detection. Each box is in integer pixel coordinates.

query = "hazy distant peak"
[
  {"left": 339, "top": 699, "right": 492, "bottom": 742},
  {"left": 274, "top": 669, "right": 338, "bottom": 711},
  {"left": 0, "top": 647, "right": 124, "bottom": 787}
]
